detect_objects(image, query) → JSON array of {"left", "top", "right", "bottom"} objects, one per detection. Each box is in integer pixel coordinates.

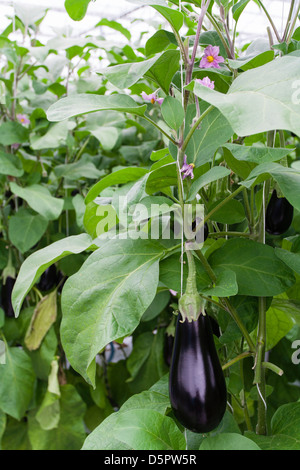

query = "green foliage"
[{"left": 0, "top": 0, "right": 300, "bottom": 452}]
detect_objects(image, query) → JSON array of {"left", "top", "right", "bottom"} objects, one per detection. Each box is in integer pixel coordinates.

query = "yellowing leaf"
[{"left": 25, "top": 290, "right": 57, "bottom": 351}]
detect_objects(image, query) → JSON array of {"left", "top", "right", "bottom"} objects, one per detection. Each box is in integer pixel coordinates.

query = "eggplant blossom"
[
  {"left": 200, "top": 45, "right": 224, "bottom": 69},
  {"left": 141, "top": 91, "right": 164, "bottom": 105},
  {"left": 180, "top": 155, "right": 195, "bottom": 180},
  {"left": 17, "top": 114, "right": 30, "bottom": 125},
  {"left": 195, "top": 76, "right": 215, "bottom": 89}
]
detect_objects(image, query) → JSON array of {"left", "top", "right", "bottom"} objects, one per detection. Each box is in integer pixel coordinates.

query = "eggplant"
[
  {"left": 265, "top": 190, "right": 294, "bottom": 236},
  {"left": 37, "top": 265, "right": 58, "bottom": 292},
  {"left": 169, "top": 313, "right": 227, "bottom": 433},
  {"left": 164, "top": 333, "right": 174, "bottom": 367},
  {"left": 191, "top": 220, "right": 209, "bottom": 242},
  {"left": 1, "top": 276, "right": 16, "bottom": 318}
]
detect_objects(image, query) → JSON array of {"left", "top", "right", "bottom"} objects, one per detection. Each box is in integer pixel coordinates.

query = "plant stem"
[
  {"left": 286, "top": 1, "right": 300, "bottom": 43},
  {"left": 256, "top": 0, "right": 281, "bottom": 43},
  {"left": 222, "top": 351, "right": 254, "bottom": 371},
  {"left": 142, "top": 115, "right": 178, "bottom": 146},
  {"left": 194, "top": 248, "right": 256, "bottom": 352},
  {"left": 203, "top": 185, "right": 244, "bottom": 224},
  {"left": 282, "top": 0, "right": 296, "bottom": 42},
  {"left": 206, "top": 12, "right": 232, "bottom": 58},
  {"left": 209, "top": 231, "right": 250, "bottom": 238},
  {"left": 181, "top": 105, "right": 214, "bottom": 153}
]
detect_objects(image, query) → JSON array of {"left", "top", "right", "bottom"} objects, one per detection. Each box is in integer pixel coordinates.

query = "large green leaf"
[
  {"left": 64, "top": 0, "right": 91, "bottom": 21},
  {"left": 246, "top": 402, "right": 300, "bottom": 450},
  {"left": 242, "top": 162, "right": 300, "bottom": 211},
  {"left": 200, "top": 433, "right": 261, "bottom": 450},
  {"left": 47, "top": 94, "right": 147, "bottom": 122},
  {"left": 85, "top": 167, "right": 149, "bottom": 203},
  {"left": 0, "top": 121, "right": 28, "bottom": 145},
  {"left": 9, "top": 182, "right": 64, "bottom": 221},
  {"left": 187, "top": 166, "right": 231, "bottom": 201},
  {"left": 113, "top": 409, "right": 186, "bottom": 450},
  {"left": 186, "top": 106, "right": 234, "bottom": 166},
  {"left": 98, "top": 51, "right": 179, "bottom": 93},
  {"left": 8, "top": 208, "right": 48, "bottom": 253},
  {"left": 12, "top": 234, "right": 93, "bottom": 317},
  {"left": 187, "top": 53, "right": 300, "bottom": 137},
  {"left": 222, "top": 144, "right": 292, "bottom": 164},
  {"left": 0, "top": 151, "right": 24, "bottom": 177},
  {"left": 82, "top": 376, "right": 170, "bottom": 450},
  {"left": 0, "top": 347, "right": 35, "bottom": 420},
  {"left": 209, "top": 238, "right": 295, "bottom": 296},
  {"left": 60, "top": 238, "right": 164, "bottom": 386}
]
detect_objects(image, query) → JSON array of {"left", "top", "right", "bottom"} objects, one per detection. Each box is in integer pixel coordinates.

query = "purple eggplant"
[
  {"left": 169, "top": 313, "right": 227, "bottom": 433},
  {"left": 265, "top": 190, "right": 294, "bottom": 236}
]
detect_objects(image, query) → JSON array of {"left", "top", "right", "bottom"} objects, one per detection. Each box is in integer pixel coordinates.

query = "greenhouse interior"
[{"left": 0, "top": 0, "right": 300, "bottom": 453}]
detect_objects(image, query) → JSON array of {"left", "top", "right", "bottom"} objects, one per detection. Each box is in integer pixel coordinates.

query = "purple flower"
[
  {"left": 195, "top": 76, "right": 215, "bottom": 89},
  {"left": 17, "top": 114, "right": 30, "bottom": 125},
  {"left": 180, "top": 155, "right": 195, "bottom": 180},
  {"left": 200, "top": 45, "right": 225, "bottom": 69},
  {"left": 141, "top": 91, "right": 164, "bottom": 105}
]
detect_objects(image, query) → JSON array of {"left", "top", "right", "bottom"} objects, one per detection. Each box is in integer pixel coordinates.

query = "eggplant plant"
[{"left": 1, "top": 0, "right": 300, "bottom": 451}]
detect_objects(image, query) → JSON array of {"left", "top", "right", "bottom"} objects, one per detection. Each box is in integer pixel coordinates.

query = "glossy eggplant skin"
[
  {"left": 164, "top": 333, "right": 175, "bottom": 367},
  {"left": 266, "top": 190, "right": 294, "bottom": 236},
  {"left": 169, "top": 313, "right": 227, "bottom": 433},
  {"left": 37, "top": 265, "right": 58, "bottom": 292},
  {"left": 1, "top": 276, "right": 16, "bottom": 318}
]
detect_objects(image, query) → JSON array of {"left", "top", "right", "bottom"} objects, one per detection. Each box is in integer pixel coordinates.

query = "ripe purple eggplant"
[
  {"left": 1, "top": 276, "right": 16, "bottom": 318},
  {"left": 169, "top": 313, "right": 227, "bottom": 433},
  {"left": 265, "top": 190, "right": 294, "bottom": 236},
  {"left": 37, "top": 265, "right": 58, "bottom": 292}
]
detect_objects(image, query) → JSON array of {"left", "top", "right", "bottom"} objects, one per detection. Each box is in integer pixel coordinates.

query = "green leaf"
[
  {"left": 64, "top": 0, "right": 91, "bottom": 21},
  {"left": 187, "top": 54, "right": 300, "bottom": 137},
  {"left": 144, "top": 50, "right": 180, "bottom": 94},
  {"left": 209, "top": 238, "right": 295, "bottom": 296},
  {"left": 8, "top": 208, "right": 48, "bottom": 253},
  {"left": 275, "top": 248, "right": 300, "bottom": 276},
  {"left": 0, "top": 410, "right": 6, "bottom": 450},
  {"left": 9, "top": 182, "right": 64, "bottom": 221},
  {"left": 227, "top": 50, "right": 275, "bottom": 71},
  {"left": 187, "top": 166, "right": 231, "bottom": 201},
  {"left": 54, "top": 156, "right": 104, "bottom": 180},
  {"left": 82, "top": 376, "right": 170, "bottom": 450},
  {"left": 0, "top": 121, "right": 28, "bottom": 145},
  {"left": 186, "top": 106, "right": 234, "bottom": 166},
  {"left": 246, "top": 402, "right": 300, "bottom": 450},
  {"left": 0, "top": 151, "right": 24, "bottom": 177},
  {"left": 85, "top": 167, "right": 149, "bottom": 203},
  {"left": 24, "top": 290, "right": 57, "bottom": 351},
  {"left": 146, "top": 162, "right": 177, "bottom": 195},
  {"left": 113, "top": 409, "right": 186, "bottom": 450},
  {"left": 47, "top": 94, "right": 147, "bottom": 122},
  {"left": 30, "top": 122, "right": 71, "bottom": 150},
  {"left": 0, "top": 347, "right": 35, "bottom": 420},
  {"left": 60, "top": 238, "right": 164, "bottom": 386},
  {"left": 243, "top": 163, "right": 300, "bottom": 211},
  {"left": 98, "top": 54, "right": 164, "bottom": 89},
  {"left": 161, "top": 96, "right": 184, "bottom": 131},
  {"left": 223, "top": 144, "right": 291, "bottom": 164},
  {"left": 208, "top": 198, "right": 246, "bottom": 224},
  {"left": 12, "top": 233, "right": 93, "bottom": 317},
  {"left": 145, "top": 30, "right": 177, "bottom": 56},
  {"left": 96, "top": 19, "right": 131, "bottom": 40},
  {"left": 200, "top": 433, "right": 261, "bottom": 450},
  {"left": 28, "top": 384, "right": 86, "bottom": 450},
  {"left": 232, "top": 0, "right": 251, "bottom": 22}
]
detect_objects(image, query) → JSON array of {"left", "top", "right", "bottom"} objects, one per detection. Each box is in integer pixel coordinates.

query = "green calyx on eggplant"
[
  {"left": 169, "top": 311, "right": 227, "bottom": 433},
  {"left": 265, "top": 190, "right": 294, "bottom": 236}
]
